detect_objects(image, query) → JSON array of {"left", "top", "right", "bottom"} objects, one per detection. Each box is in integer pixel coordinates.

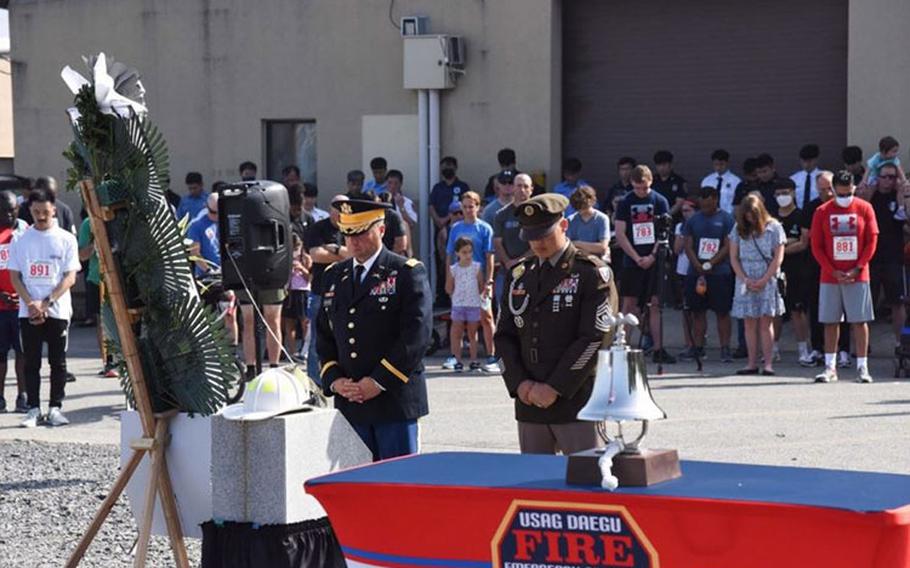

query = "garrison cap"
[
  {"left": 516, "top": 193, "right": 568, "bottom": 241},
  {"left": 332, "top": 199, "right": 391, "bottom": 235}
]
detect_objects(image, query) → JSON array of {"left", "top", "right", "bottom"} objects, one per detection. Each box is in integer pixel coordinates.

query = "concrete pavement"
[{"left": 1, "top": 311, "right": 908, "bottom": 474}]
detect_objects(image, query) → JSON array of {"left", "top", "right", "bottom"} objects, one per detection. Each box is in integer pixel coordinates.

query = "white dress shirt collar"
[{"left": 353, "top": 246, "right": 384, "bottom": 282}]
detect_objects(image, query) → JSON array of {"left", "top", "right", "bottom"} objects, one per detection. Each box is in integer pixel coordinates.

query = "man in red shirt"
[
  {"left": 0, "top": 191, "right": 27, "bottom": 412},
  {"left": 810, "top": 171, "right": 879, "bottom": 383}
]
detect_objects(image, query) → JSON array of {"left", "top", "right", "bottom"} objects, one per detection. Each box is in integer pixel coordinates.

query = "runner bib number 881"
[{"left": 832, "top": 236, "right": 858, "bottom": 261}]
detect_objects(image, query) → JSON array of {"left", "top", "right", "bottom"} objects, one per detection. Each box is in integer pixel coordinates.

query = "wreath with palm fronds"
[{"left": 62, "top": 54, "right": 239, "bottom": 415}]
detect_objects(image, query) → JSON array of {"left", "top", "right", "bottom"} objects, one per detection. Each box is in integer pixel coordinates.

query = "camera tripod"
[{"left": 637, "top": 229, "right": 702, "bottom": 375}]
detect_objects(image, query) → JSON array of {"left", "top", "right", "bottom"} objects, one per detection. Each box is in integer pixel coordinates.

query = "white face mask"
[
  {"left": 835, "top": 195, "right": 854, "bottom": 207},
  {"left": 775, "top": 195, "right": 793, "bottom": 208}
]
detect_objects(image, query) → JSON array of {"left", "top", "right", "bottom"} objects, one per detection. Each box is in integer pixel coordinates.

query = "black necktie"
[
  {"left": 353, "top": 265, "right": 365, "bottom": 294},
  {"left": 716, "top": 175, "right": 723, "bottom": 192},
  {"left": 537, "top": 261, "right": 553, "bottom": 293},
  {"left": 802, "top": 173, "right": 811, "bottom": 208}
]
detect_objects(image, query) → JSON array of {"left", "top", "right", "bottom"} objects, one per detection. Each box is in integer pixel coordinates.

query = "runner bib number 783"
[{"left": 633, "top": 222, "right": 655, "bottom": 246}]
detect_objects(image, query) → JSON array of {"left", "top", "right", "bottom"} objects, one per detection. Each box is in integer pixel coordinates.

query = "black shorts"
[
  {"left": 620, "top": 264, "right": 659, "bottom": 300},
  {"left": 782, "top": 264, "right": 809, "bottom": 313},
  {"left": 870, "top": 263, "right": 904, "bottom": 305},
  {"left": 282, "top": 290, "right": 309, "bottom": 320},
  {"left": 684, "top": 273, "right": 734, "bottom": 314},
  {"left": 0, "top": 310, "right": 22, "bottom": 358}
]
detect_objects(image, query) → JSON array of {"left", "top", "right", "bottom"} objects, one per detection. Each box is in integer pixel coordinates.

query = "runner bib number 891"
[{"left": 28, "top": 261, "right": 56, "bottom": 281}]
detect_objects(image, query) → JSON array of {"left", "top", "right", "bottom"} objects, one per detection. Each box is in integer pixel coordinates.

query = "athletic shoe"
[
  {"left": 855, "top": 366, "right": 873, "bottom": 384},
  {"left": 720, "top": 346, "right": 733, "bottom": 363},
  {"left": 652, "top": 349, "right": 677, "bottom": 364},
  {"left": 814, "top": 368, "right": 838, "bottom": 383},
  {"left": 442, "top": 356, "right": 457, "bottom": 370},
  {"left": 837, "top": 351, "right": 851, "bottom": 369},
  {"left": 798, "top": 352, "right": 818, "bottom": 367},
  {"left": 20, "top": 407, "right": 41, "bottom": 428},
  {"left": 101, "top": 362, "right": 119, "bottom": 378},
  {"left": 65, "top": 372, "right": 76, "bottom": 383},
  {"left": 482, "top": 357, "right": 501, "bottom": 373},
  {"left": 469, "top": 361, "right": 482, "bottom": 373},
  {"left": 0, "top": 397, "right": 6, "bottom": 413},
  {"left": 677, "top": 347, "right": 698, "bottom": 361},
  {"left": 14, "top": 393, "right": 28, "bottom": 413},
  {"left": 453, "top": 362, "right": 464, "bottom": 373},
  {"left": 46, "top": 407, "right": 69, "bottom": 427},
  {"left": 732, "top": 346, "right": 748, "bottom": 359}
]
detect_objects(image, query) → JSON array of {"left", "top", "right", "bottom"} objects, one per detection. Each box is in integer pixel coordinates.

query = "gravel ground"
[{"left": 0, "top": 440, "right": 201, "bottom": 568}]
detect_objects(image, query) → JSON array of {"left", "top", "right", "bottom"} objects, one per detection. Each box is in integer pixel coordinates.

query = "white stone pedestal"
[{"left": 211, "top": 408, "right": 372, "bottom": 525}]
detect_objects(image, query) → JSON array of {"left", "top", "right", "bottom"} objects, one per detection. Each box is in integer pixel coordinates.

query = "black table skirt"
[{"left": 201, "top": 517, "right": 346, "bottom": 567}]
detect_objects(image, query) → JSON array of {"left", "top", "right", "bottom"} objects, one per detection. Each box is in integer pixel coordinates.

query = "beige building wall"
[
  {"left": 847, "top": 0, "right": 910, "bottom": 163},
  {"left": 0, "top": 57, "right": 12, "bottom": 161},
  {"left": 9, "top": 0, "right": 558, "bottom": 217}
]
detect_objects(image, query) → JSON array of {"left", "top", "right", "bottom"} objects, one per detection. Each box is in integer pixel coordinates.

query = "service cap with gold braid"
[
  {"left": 332, "top": 199, "right": 392, "bottom": 235},
  {"left": 515, "top": 193, "right": 569, "bottom": 241}
]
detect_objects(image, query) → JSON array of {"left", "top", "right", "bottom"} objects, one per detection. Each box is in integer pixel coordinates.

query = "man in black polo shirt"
[
  {"left": 859, "top": 162, "right": 908, "bottom": 351},
  {"left": 429, "top": 156, "right": 471, "bottom": 306},
  {"left": 733, "top": 153, "right": 786, "bottom": 215},
  {"left": 651, "top": 150, "right": 688, "bottom": 219},
  {"left": 599, "top": 156, "right": 636, "bottom": 215},
  {"left": 843, "top": 146, "right": 866, "bottom": 185},
  {"left": 304, "top": 195, "right": 351, "bottom": 384}
]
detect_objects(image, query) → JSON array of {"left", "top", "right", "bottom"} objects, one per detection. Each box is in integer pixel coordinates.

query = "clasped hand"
[
  {"left": 744, "top": 277, "right": 768, "bottom": 292},
  {"left": 333, "top": 377, "right": 382, "bottom": 403},
  {"left": 517, "top": 380, "right": 559, "bottom": 409}
]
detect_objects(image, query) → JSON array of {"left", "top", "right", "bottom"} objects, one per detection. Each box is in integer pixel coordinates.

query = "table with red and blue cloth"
[{"left": 306, "top": 452, "right": 910, "bottom": 568}]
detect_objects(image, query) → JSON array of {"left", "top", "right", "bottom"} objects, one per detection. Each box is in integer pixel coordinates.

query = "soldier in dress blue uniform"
[
  {"left": 495, "top": 194, "right": 618, "bottom": 455},
  {"left": 316, "top": 199, "right": 432, "bottom": 461}
]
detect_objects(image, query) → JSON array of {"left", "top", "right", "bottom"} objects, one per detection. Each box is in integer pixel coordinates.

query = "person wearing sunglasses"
[{"left": 857, "top": 162, "right": 909, "bottom": 351}]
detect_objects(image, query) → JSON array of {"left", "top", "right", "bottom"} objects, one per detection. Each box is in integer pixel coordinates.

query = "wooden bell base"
[{"left": 566, "top": 448, "right": 682, "bottom": 487}]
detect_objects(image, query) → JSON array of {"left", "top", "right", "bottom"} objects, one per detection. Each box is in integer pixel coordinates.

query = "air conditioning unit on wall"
[{"left": 403, "top": 35, "right": 465, "bottom": 90}]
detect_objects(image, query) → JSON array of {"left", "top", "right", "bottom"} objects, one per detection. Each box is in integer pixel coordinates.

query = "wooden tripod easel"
[{"left": 65, "top": 180, "right": 189, "bottom": 568}]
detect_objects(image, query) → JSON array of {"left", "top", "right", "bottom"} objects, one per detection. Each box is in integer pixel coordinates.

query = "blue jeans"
[
  {"left": 306, "top": 293, "right": 322, "bottom": 385},
  {"left": 350, "top": 419, "right": 419, "bottom": 461}
]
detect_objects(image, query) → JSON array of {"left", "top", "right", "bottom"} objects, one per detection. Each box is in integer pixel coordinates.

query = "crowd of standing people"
[{"left": 3, "top": 134, "right": 903, "bottom": 437}]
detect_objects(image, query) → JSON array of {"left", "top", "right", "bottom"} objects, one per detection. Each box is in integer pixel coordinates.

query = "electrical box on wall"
[
  {"left": 400, "top": 16, "right": 429, "bottom": 36},
  {"left": 403, "top": 35, "right": 465, "bottom": 90}
]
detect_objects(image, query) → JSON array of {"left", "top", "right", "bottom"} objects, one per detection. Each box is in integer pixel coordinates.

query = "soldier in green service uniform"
[{"left": 494, "top": 193, "right": 618, "bottom": 454}]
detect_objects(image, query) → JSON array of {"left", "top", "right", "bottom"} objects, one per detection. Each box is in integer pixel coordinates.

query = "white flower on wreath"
[{"left": 61, "top": 52, "right": 147, "bottom": 122}]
